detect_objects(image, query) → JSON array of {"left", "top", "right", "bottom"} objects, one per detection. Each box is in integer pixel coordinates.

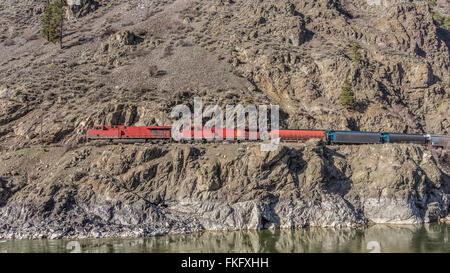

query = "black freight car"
[
  {"left": 387, "top": 133, "right": 426, "bottom": 145},
  {"left": 326, "top": 131, "right": 382, "bottom": 144}
]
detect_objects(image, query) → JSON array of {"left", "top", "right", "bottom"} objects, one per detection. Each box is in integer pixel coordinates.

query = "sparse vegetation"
[
  {"left": 40, "top": 0, "right": 67, "bottom": 49},
  {"left": 429, "top": 0, "right": 450, "bottom": 30},
  {"left": 445, "top": 17, "right": 450, "bottom": 30},
  {"left": 244, "top": 97, "right": 254, "bottom": 105},
  {"left": 432, "top": 9, "right": 444, "bottom": 25},
  {"left": 339, "top": 80, "right": 356, "bottom": 110},
  {"left": 434, "top": 12, "right": 450, "bottom": 30},
  {"left": 349, "top": 41, "right": 365, "bottom": 64}
]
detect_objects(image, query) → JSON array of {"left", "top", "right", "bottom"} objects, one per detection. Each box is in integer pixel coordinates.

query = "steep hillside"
[{"left": 0, "top": 0, "right": 448, "bottom": 149}]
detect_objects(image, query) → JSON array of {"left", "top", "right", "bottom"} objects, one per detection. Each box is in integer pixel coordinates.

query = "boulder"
[{"left": 66, "top": 0, "right": 100, "bottom": 19}]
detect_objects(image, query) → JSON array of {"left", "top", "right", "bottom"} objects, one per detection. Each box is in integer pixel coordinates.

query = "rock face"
[
  {"left": 66, "top": 0, "right": 100, "bottom": 19},
  {"left": 0, "top": 142, "right": 448, "bottom": 239},
  {"left": 190, "top": 0, "right": 449, "bottom": 133}
]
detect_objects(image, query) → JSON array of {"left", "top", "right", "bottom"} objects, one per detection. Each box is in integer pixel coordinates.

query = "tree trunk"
[{"left": 60, "top": 14, "right": 63, "bottom": 49}]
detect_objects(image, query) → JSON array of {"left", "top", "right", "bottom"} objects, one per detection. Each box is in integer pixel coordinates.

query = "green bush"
[
  {"left": 339, "top": 80, "right": 356, "bottom": 110},
  {"left": 350, "top": 41, "right": 364, "bottom": 64},
  {"left": 443, "top": 16, "right": 450, "bottom": 30},
  {"left": 432, "top": 10, "right": 444, "bottom": 25},
  {"left": 429, "top": 3, "right": 450, "bottom": 30}
]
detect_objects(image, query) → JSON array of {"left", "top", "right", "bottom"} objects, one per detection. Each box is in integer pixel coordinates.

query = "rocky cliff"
[
  {"left": 0, "top": 0, "right": 449, "bottom": 239},
  {"left": 0, "top": 142, "right": 448, "bottom": 239}
]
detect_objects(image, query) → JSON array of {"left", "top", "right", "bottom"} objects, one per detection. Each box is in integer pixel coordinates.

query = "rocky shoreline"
[{"left": 1, "top": 142, "right": 448, "bottom": 239}]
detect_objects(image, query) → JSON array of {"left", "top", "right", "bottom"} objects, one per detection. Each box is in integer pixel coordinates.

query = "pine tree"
[
  {"left": 339, "top": 80, "right": 356, "bottom": 110},
  {"left": 41, "top": 0, "right": 67, "bottom": 49},
  {"left": 40, "top": 3, "right": 53, "bottom": 41},
  {"left": 50, "top": 0, "right": 66, "bottom": 49}
]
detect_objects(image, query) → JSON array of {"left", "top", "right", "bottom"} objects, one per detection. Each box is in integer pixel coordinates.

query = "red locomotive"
[
  {"left": 86, "top": 125, "right": 263, "bottom": 142},
  {"left": 87, "top": 125, "right": 172, "bottom": 140}
]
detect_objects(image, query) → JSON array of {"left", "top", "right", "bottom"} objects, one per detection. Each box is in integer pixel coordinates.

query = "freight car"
[
  {"left": 178, "top": 127, "right": 255, "bottom": 141},
  {"left": 427, "top": 135, "right": 450, "bottom": 148},
  {"left": 325, "top": 131, "right": 382, "bottom": 144},
  {"left": 87, "top": 125, "right": 172, "bottom": 143},
  {"left": 387, "top": 133, "right": 426, "bottom": 145},
  {"left": 271, "top": 130, "right": 325, "bottom": 142}
]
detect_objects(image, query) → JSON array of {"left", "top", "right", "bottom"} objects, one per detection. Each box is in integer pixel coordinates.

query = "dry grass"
[{"left": 3, "top": 38, "right": 15, "bottom": 46}]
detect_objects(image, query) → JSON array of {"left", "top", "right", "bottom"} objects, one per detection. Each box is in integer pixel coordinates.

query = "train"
[{"left": 86, "top": 125, "right": 450, "bottom": 147}]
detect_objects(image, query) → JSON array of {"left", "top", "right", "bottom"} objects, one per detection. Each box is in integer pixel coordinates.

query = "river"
[{"left": 0, "top": 223, "right": 448, "bottom": 253}]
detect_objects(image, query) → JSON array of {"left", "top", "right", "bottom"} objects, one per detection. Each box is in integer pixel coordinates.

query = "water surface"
[{"left": 0, "top": 223, "right": 448, "bottom": 253}]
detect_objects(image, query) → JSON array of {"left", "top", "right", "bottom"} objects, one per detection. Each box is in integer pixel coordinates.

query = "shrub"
[
  {"left": 429, "top": 4, "right": 450, "bottom": 30},
  {"left": 244, "top": 97, "right": 254, "bottom": 105},
  {"left": 339, "top": 80, "right": 356, "bottom": 110},
  {"left": 350, "top": 41, "right": 364, "bottom": 64},
  {"left": 443, "top": 16, "right": 450, "bottom": 30},
  {"left": 431, "top": 10, "right": 444, "bottom": 25}
]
